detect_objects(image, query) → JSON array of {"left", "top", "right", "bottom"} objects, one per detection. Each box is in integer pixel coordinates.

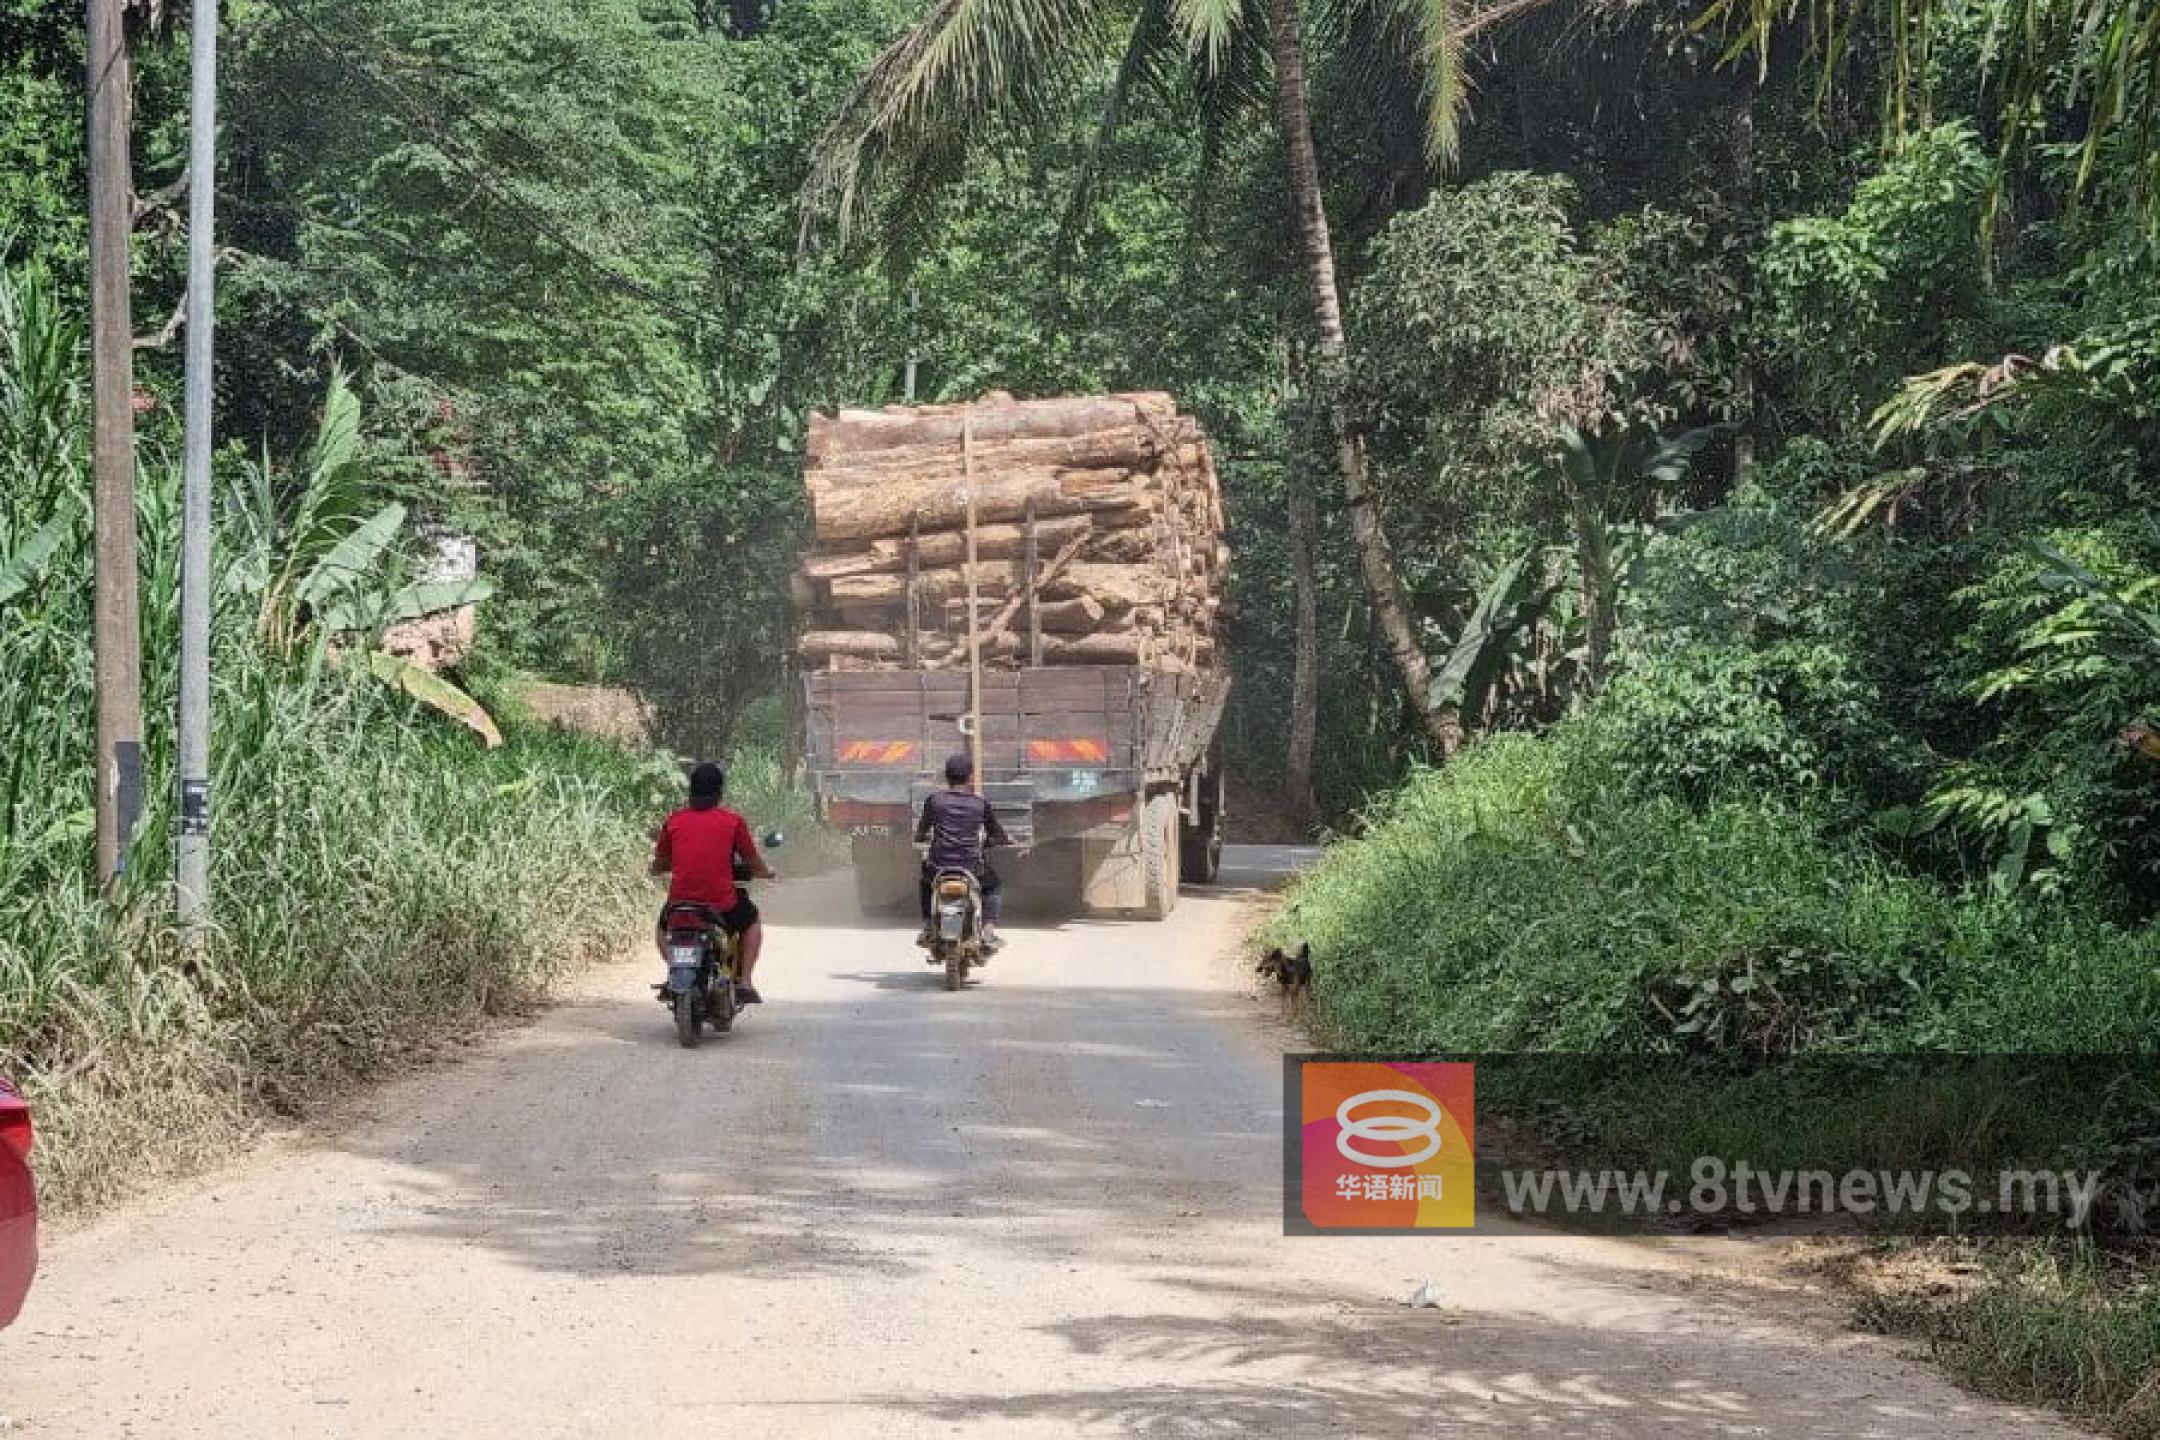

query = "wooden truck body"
[{"left": 793, "top": 392, "right": 1229, "bottom": 918}]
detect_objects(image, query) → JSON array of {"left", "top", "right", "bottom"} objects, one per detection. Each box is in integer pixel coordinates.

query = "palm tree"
[
  {"left": 801, "top": 0, "right": 1525, "bottom": 754},
  {"left": 1707, "top": 0, "right": 2160, "bottom": 226}
]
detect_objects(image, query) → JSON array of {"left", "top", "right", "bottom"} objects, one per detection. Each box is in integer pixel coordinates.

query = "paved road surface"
[{"left": 0, "top": 848, "right": 2080, "bottom": 1438}]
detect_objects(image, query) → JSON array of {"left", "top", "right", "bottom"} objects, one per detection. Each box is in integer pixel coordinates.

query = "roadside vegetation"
[
  {"left": 1858, "top": 1247, "right": 2160, "bottom": 1437},
  {"left": 7, "top": 261, "right": 691, "bottom": 1211},
  {"left": 1266, "top": 481, "right": 2157, "bottom": 1430},
  {"left": 4, "top": 0, "right": 2157, "bottom": 1428}
]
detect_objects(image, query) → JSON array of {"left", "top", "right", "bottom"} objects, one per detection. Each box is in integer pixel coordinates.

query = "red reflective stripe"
[
  {"left": 839, "top": 740, "right": 917, "bottom": 765},
  {"left": 1028, "top": 738, "right": 1108, "bottom": 763}
]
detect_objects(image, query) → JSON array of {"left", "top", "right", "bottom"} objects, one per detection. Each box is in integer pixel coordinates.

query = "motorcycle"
[
  {"left": 658, "top": 830, "right": 782, "bottom": 1048},
  {"left": 925, "top": 867, "right": 986, "bottom": 991}
]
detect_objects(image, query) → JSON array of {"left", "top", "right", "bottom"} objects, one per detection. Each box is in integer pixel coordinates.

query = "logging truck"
[{"left": 793, "top": 392, "right": 1229, "bottom": 918}]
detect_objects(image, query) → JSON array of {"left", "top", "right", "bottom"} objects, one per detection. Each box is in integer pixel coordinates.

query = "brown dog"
[{"left": 1257, "top": 942, "right": 1313, "bottom": 1023}]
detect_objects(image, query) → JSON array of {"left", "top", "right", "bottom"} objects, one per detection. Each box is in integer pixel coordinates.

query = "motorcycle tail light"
[{"left": 937, "top": 879, "right": 970, "bottom": 898}]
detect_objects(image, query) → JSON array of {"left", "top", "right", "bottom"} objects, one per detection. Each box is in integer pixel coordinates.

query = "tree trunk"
[
  {"left": 1568, "top": 486, "right": 1615, "bottom": 693},
  {"left": 727, "top": 0, "right": 769, "bottom": 39},
  {"left": 779, "top": 641, "right": 805, "bottom": 776},
  {"left": 1730, "top": 81, "right": 1758, "bottom": 481},
  {"left": 1284, "top": 456, "right": 1320, "bottom": 824},
  {"left": 1268, "top": 0, "right": 1461, "bottom": 755}
]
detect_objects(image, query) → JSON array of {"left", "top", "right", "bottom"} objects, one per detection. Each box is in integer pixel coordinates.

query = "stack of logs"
[{"left": 793, "top": 392, "right": 1227, "bottom": 674}]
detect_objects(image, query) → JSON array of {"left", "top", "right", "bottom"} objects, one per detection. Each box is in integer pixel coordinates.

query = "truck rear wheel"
[
  {"left": 1180, "top": 818, "right": 1222, "bottom": 885},
  {"left": 851, "top": 835, "right": 918, "bottom": 916},
  {"left": 1179, "top": 760, "right": 1224, "bottom": 884},
  {"left": 1139, "top": 790, "right": 1180, "bottom": 919}
]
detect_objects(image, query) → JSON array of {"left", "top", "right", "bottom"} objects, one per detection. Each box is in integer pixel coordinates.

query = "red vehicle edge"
[{"left": 0, "top": 1077, "right": 36, "bottom": 1328}]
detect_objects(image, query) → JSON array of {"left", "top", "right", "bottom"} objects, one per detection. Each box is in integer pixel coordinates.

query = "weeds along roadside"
[
  {"left": 1, "top": 260, "right": 665, "bottom": 1213},
  {"left": 1262, "top": 725, "right": 2160, "bottom": 1438},
  {"left": 1, "top": 700, "right": 660, "bottom": 1215},
  {"left": 0, "top": 505, "right": 664, "bottom": 1213}
]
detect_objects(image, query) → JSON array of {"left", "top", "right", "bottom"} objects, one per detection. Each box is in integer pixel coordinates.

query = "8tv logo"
[{"left": 1296, "top": 1062, "right": 1475, "bottom": 1230}]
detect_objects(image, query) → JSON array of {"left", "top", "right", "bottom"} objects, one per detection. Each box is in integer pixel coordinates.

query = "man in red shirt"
[{"left": 652, "top": 762, "right": 775, "bottom": 1001}]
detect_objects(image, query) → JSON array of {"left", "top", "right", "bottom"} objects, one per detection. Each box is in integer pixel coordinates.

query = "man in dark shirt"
[{"left": 917, "top": 752, "right": 1009, "bottom": 948}]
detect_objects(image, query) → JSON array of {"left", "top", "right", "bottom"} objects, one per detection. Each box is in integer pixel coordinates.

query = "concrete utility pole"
[
  {"left": 87, "top": 0, "right": 143, "bottom": 888},
  {"left": 176, "top": 0, "right": 218, "bottom": 926}
]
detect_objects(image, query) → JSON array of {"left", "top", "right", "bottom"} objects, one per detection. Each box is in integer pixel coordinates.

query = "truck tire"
[
  {"left": 1180, "top": 815, "right": 1222, "bottom": 885},
  {"left": 851, "top": 835, "right": 918, "bottom": 916},
  {"left": 1179, "top": 761, "right": 1224, "bottom": 884},
  {"left": 1139, "top": 790, "right": 1180, "bottom": 920}
]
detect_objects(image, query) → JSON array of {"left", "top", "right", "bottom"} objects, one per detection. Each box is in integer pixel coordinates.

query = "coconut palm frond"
[
  {"left": 1177, "top": 3, "right": 1271, "bottom": 250},
  {"left": 1172, "top": 0, "right": 1248, "bottom": 69},
  {"left": 1056, "top": 0, "right": 1178, "bottom": 259},
  {"left": 1321, "top": 0, "right": 1478, "bottom": 168},
  {"left": 1701, "top": 0, "right": 2160, "bottom": 226},
  {"left": 1193, "top": 0, "right": 1275, "bottom": 111},
  {"left": 800, "top": 0, "right": 1119, "bottom": 252},
  {"left": 1382, "top": 0, "right": 1470, "bottom": 166}
]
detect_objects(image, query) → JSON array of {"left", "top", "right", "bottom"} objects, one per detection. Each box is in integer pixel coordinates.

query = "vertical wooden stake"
[
  {"left": 963, "top": 405, "right": 984, "bottom": 791},
  {"left": 1024, "top": 498, "right": 1042, "bottom": 668},
  {"left": 904, "top": 512, "right": 921, "bottom": 669}
]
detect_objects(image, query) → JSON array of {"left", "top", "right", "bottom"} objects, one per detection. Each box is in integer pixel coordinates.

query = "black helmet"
[
  {"left": 688, "top": 761, "right": 725, "bottom": 806},
  {"left": 944, "top": 752, "right": 974, "bottom": 785}
]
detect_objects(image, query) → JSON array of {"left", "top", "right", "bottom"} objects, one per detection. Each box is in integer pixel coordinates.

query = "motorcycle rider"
[
  {"left": 917, "top": 752, "right": 1009, "bottom": 950},
  {"left": 653, "top": 761, "right": 775, "bottom": 1002}
]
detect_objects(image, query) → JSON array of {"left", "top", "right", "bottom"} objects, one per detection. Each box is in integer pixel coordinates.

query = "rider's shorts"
[{"left": 658, "top": 896, "right": 759, "bottom": 934}]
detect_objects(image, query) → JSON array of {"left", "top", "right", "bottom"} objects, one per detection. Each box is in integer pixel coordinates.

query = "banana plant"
[
  {"left": 1552, "top": 422, "right": 1718, "bottom": 690},
  {"left": 0, "top": 503, "right": 76, "bottom": 608},
  {"left": 230, "top": 372, "right": 501, "bottom": 745},
  {"left": 1426, "top": 547, "right": 1565, "bottom": 730}
]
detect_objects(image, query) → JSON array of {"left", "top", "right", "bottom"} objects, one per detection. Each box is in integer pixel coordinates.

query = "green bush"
[
  {"left": 1928, "top": 525, "right": 2160, "bottom": 919},
  {"left": 1266, "top": 719, "right": 2160, "bottom": 1059},
  {"left": 1607, "top": 480, "right": 1915, "bottom": 814},
  {"left": 1592, "top": 640, "right": 1884, "bottom": 805}
]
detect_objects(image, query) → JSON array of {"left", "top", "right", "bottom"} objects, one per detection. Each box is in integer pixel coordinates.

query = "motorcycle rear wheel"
[
  {"left": 674, "top": 988, "right": 703, "bottom": 1048},
  {"left": 943, "top": 946, "right": 965, "bottom": 991}
]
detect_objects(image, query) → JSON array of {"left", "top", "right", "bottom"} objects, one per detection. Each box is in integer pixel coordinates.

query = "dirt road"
[{"left": 1, "top": 850, "right": 2081, "bottom": 1438}]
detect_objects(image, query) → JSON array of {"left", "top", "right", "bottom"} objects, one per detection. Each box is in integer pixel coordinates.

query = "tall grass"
[{"left": 1, "top": 263, "right": 656, "bottom": 1210}]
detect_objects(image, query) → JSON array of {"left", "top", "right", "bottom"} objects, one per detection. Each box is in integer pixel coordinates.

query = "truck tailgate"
[{"left": 807, "top": 668, "right": 1140, "bottom": 781}]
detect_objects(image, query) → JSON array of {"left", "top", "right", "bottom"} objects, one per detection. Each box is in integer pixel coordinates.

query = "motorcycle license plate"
[
  {"left": 668, "top": 944, "right": 702, "bottom": 966},
  {"left": 939, "top": 905, "right": 966, "bottom": 941}
]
